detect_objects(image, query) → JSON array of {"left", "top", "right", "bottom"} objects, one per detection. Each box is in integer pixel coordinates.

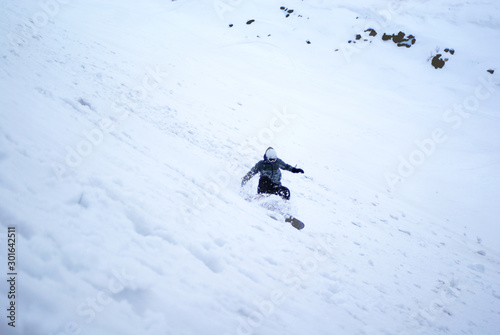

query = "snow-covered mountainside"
[{"left": 1, "top": 0, "right": 499, "bottom": 334}]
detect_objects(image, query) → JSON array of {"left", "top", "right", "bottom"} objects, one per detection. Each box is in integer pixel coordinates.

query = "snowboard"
[
  {"left": 285, "top": 215, "right": 305, "bottom": 230},
  {"left": 266, "top": 212, "right": 305, "bottom": 230},
  {"left": 248, "top": 194, "right": 305, "bottom": 230}
]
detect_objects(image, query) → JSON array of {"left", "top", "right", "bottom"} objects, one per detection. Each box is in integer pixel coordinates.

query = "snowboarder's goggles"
[{"left": 268, "top": 158, "right": 276, "bottom": 162}]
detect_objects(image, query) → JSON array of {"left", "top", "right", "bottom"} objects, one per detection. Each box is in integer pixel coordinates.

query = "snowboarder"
[{"left": 241, "top": 147, "right": 304, "bottom": 200}]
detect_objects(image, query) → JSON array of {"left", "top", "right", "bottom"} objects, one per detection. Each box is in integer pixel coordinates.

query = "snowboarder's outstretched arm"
[
  {"left": 278, "top": 159, "right": 304, "bottom": 174},
  {"left": 241, "top": 163, "right": 260, "bottom": 186},
  {"left": 241, "top": 171, "right": 253, "bottom": 186}
]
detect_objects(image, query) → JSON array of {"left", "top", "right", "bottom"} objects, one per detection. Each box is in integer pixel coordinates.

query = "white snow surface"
[{"left": 1, "top": 0, "right": 500, "bottom": 334}]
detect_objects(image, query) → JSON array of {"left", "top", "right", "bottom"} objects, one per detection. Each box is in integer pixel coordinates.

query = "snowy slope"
[{"left": 1, "top": 0, "right": 499, "bottom": 334}]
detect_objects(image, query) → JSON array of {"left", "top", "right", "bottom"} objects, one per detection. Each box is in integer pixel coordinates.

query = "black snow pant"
[{"left": 258, "top": 177, "right": 290, "bottom": 200}]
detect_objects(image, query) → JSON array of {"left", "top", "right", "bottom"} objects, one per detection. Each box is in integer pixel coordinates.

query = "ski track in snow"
[{"left": 1, "top": 0, "right": 500, "bottom": 334}]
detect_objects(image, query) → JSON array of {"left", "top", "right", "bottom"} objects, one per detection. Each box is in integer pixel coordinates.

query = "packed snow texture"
[{"left": 1, "top": 0, "right": 499, "bottom": 334}]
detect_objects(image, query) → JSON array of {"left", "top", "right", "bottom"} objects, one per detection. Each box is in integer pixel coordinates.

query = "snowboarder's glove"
[
  {"left": 241, "top": 172, "right": 253, "bottom": 186},
  {"left": 291, "top": 168, "right": 304, "bottom": 174}
]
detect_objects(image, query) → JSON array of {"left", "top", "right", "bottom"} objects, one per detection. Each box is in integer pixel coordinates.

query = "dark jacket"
[{"left": 243, "top": 158, "right": 295, "bottom": 185}]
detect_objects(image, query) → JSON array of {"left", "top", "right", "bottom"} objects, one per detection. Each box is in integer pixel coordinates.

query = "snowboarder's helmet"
[{"left": 265, "top": 147, "right": 277, "bottom": 162}]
